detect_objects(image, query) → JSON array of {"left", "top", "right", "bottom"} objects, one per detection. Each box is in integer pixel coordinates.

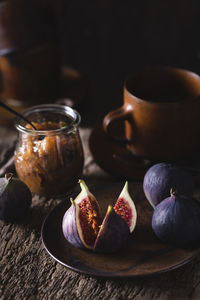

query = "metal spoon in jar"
[{"left": 0, "top": 101, "right": 37, "bottom": 130}]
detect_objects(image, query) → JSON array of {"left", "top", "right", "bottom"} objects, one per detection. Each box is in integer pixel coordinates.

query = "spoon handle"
[{"left": 0, "top": 101, "right": 37, "bottom": 130}]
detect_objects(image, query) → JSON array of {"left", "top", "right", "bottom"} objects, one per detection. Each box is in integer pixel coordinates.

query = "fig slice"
[
  {"left": 114, "top": 181, "right": 137, "bottom": 232},
  {"left": 62, "top": 180, "right": 101, "bottom": 249},
  {"left": 94, "top": 205, "right": 131, "bottom": 253},
  {"left": 62, "top": 180, "right": 137, "bottom": 253},
  {"left": 62, "top": 198, "right": 84, "bottom": 249}
]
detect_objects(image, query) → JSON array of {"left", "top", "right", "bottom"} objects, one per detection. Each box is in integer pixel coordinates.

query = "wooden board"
[{"left": 1, "top": 127, "right": 200, "bottom": 299}]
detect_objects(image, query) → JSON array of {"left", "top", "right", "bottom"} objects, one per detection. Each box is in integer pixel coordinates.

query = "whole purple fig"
[
  {"left": 0, "top": 173, "right": 32, "bottom": 222},
  {"left": 143, "top": 163, "right": 194, "bottom": 208},
  {"left": 152, "top": 189, "right": 200, "bottom": 247}
]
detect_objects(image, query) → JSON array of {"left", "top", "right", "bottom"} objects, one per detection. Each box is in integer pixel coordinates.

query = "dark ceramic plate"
[{"left": 41, "top": 182, "right": 200, "bottom": 278}]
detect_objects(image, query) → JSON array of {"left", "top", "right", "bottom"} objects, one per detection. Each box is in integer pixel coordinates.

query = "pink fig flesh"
[
  {"left": 77, "top": 195, "right": 101, "bottom": 248},
  {"left": 62, "top": 180, "right": 101, "bottom": 250},
  {"left": 114, "top": 182, "right": 137, "bottom": 232}
]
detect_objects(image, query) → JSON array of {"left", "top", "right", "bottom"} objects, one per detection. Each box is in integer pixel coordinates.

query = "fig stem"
[
  {"left": 170, "top": 188, "right": 177, "bottom": 196},
  {"left": 5, "top": 173, "right": 14, "bottom": 181},
  {"left": 70, "top": 197, "right": 75, "bottom": 205},
  {"left": 107, "top": 205, "right": 113, "bottom": 214},
  {"left": 120, "top": 181, "right": 129, "bottom": 196},
  {"left": 79, "top": 179, "right": 89, "bottom": 193},
  {"left": 124, "top": 181, "right": 128, "bottom": 190}
]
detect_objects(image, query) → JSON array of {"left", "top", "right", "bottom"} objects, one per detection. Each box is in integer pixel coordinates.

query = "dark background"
[
  {"left": 58, "top": 0, "right": 200, "bottom": 121},
  {"left": 0, "top": 0, "right": 199, "bottom": 125}
]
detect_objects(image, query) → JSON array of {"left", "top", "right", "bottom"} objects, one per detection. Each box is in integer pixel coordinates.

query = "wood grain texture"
[{"left": 1, "top": 127, "right": 200, "bottom": 300}]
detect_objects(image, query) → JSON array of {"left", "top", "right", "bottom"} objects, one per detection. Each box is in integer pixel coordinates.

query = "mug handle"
[{"left": 103, "top": 104, "right": 134, "bottom": 143}]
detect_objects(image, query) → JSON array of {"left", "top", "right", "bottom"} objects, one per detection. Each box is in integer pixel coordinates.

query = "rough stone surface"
[{"left": 0, "top": 127, "right": 200, "bottom": 300}]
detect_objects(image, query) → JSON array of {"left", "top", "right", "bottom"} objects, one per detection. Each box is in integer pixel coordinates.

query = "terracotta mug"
[{"left": 103, "top": 67, "right": 200, "bottom": 161}]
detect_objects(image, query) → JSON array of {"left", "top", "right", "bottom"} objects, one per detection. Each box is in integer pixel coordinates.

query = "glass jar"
[{"left": 14, "top": 104, "right": 84, "bottom": 197}]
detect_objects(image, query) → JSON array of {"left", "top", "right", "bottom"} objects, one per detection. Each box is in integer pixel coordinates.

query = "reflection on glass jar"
[{"left": 14, "top": 104, "right": 84, "bottom": 197}]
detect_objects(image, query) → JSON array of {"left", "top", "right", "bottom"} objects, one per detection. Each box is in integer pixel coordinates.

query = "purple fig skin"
[
  {"left": 0, "top": 174, "right": 32, "bottom": 222},
  {"left": 94, "top": 206, "right": 131, "bottom": 253},
  {"left": 152, "top": 193, "right": 200, "bottom": 247},
  {"left": 62, "top": 204, "right": 84, "bottom": 249},
  {"left": 143, "top": 163, "right": 194, "bottom": 208}
]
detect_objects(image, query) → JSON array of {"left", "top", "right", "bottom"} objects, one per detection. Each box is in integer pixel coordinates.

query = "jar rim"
[{"left": 14, "top": 104, "right": 81, "bottom": 135}]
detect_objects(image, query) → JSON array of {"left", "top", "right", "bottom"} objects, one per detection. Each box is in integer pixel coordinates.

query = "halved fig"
[
  {"left": 114, "top": 181, "right": 137, "bottom": 232},
  {"left": 62, "top": 180, "right": 137, "bottom": 253},
  {"left": 94, "top": 205, "right": 130, "bottom": 253},
  {"left": 62, "top": 199, "right": 83, "bottom": 249},
  {"left": 62, "top": 180, "right": 101, "bottom": 249}
]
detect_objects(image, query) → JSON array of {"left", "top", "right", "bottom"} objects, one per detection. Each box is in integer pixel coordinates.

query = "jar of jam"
[{"left": 14, "top": 104, "right": 84, "bottom": 197}]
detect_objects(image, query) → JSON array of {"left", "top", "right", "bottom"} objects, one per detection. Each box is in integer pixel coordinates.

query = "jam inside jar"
[{"left": 14, "top": 104, "right": 84, "bottom": 197}]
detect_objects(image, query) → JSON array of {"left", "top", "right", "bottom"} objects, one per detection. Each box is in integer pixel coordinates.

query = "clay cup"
[{"left": 103, "top": 67, "right": 200, "bottom": 161}]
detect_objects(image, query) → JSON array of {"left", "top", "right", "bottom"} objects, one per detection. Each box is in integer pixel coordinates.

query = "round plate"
[
  {"left": 41, "top": 182, "right": 200, "bottom": 278},
  {"left": 89, "top": 126, "right": 154, "bottom": 180}
]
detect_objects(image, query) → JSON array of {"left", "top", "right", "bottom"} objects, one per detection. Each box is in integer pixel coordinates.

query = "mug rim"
[{"left": 124, "top": 66, "right": 200, "bottom": 105}]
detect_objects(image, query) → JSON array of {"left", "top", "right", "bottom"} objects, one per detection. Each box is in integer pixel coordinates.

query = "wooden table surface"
[{"left": 1, "top": 125, "right": 200, "bottom": 300}]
